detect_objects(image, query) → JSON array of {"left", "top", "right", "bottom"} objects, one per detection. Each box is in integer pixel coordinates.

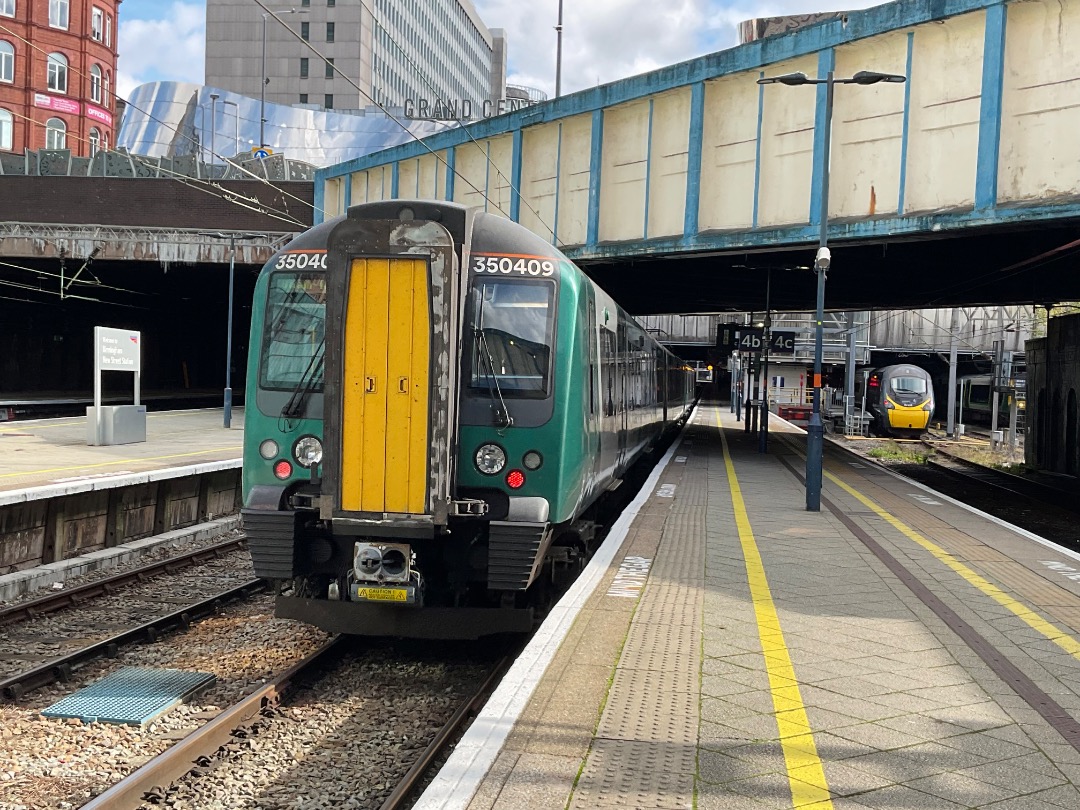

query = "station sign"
[
  {"left": 95, "top": 326, "right": 141, "bottom": 371},
  {"left": 718, "top": 324, "right": 797, "bottom": 354}
]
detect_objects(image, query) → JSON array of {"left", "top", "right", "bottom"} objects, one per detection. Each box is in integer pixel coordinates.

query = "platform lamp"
[
  {"left": 260, "top": 7, "right": 308, "bottom": 149},
  {"left": 209, "top": 93, "right": 219, "bottom": 172},
  {"left": 197, "top": 232, "right": 264, "bottom": 428},
  {"left": 758, "top": 69, "right": 905, "bottom": 511}
]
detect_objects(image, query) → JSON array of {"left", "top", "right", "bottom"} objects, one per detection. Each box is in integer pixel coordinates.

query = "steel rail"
[
  {"left": 0, "top": 535, "right": 248, "bottom": 627},
  {"left": 80, "top": 635, "right": 345, "bottom": 810},
  {"left": 0, "top": 578, "right": 266, "bottom": 700},
  {"left": 379, "top": 654, "right": 514, "bottom": 810},
  {"left": 925, "top": 454, "right": 1076, "bottom": 512}
]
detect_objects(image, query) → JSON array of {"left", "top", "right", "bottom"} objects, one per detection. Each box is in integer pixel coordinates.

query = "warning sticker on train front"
[{"left": 354, "top": 587, "right": 410, "bottom": 603}]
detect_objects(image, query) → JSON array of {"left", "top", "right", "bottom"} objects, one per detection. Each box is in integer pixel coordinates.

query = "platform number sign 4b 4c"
[{"left": 723, "top": 327, "right": 797, "bottom": 354}]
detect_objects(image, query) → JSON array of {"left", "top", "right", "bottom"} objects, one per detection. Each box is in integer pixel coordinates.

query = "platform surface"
[
  {"left": 453, "top": 403, "right": 1080, "bottom": 810},
  {"left": 0, "top": 408, "right": 243, "bottom": 493}
]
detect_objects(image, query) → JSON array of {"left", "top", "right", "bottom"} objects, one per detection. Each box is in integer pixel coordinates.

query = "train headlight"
[
  {"left": 923, "top": 401, "right": 933, "bottom": 411},
  {"left": 293, "top": 436, "right": 323, "bottom": 468},
  {"left": 259, "top": 439, "right": 279, "bottom": 460},
  {"left": 523, "top": 451, "right": 543, "bottom": 470},
  {"left": 475, "top": 444, "right": 506, "bottom": 475}
]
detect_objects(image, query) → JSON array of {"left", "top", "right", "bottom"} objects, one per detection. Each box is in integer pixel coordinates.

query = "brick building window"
[
  {"left": 47, "top": 52, "right": 68, "bottom": 93},
  {"left": 299, "top": 93, "right": 308, "bottom": 104},
  {"left": 89, "top": 127, "right": 101, "bottom": 155},
  {"left": 105, "top": 14, "right": 111, "bottom": 46},
  {"left": 45, "top": 117, "right": 65, "bottom": 149},
  {"left": 326, "top": 22, "right": 334, "bottom": 42},
  {"left": 300, "top": 58, "right": 308, "bottom": 78},
  {"left": 0, "top": 109, "right": 11, "bottom": 150},
  {"left": 0, "top": 41, "right": 12, "bottom": 83},
  {"left": 301, "top": 22, "right": 309, "bottom": 40},
  {"left": 49, "top": 0, "right": 68, "bottom": 29},
  {"left": 90, "top": 65, "right": 102, "bottom": 102},
  {"left": 104, "top": 70, "right": 110, "bottom": 105},
  {"left": 0, "top": 0, "right": 14, "bottom": 18},
  {"left": 325, "top": 58, "right": 334, "bottom": 79},
  {"left": 324, "top": 93, "right": 333, "bottom": 109},
  {"left": 91, "top": 7, "right": 103, "bottom": 40}
]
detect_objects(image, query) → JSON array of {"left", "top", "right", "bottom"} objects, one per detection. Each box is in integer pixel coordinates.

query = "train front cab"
[{"left": 869, "top": 365, "right": 934, "bottom": 436}]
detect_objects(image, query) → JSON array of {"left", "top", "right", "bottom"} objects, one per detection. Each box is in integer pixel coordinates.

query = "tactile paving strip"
[
  {"left": 42, "top": 666, "right": 215, "bottom": 726},
  {"left": 597, "top": 669, "right": 697, "bottom": 742},
  {"left": 570, "top": 739, "right": 695, "bottom": 810}
]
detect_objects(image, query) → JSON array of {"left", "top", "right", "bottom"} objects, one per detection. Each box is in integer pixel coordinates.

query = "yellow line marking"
[
  {"left": 717, "top": 412, "right": 834, "bottom": 809},
  {"left": 0, "top": 412, "right": 204, "bottom": 434},
  {"left": 0, "top": 448, "right": 242, "bottom": 479},
  {"left": 822, "top": 466, "right": 1080, "bottom": 660}
]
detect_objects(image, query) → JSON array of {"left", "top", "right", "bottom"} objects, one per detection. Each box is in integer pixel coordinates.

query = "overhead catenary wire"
[
  {"left": 249, "top": 0, "right": 562, "bottom": 243},
  {"left": 0, "top": 21, "right": 319, "bottom": 227}
]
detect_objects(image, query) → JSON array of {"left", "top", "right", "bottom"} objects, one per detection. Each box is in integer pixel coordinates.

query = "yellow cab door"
[{"left": 340, "top": 257, "right": 430, "bottom": 514}]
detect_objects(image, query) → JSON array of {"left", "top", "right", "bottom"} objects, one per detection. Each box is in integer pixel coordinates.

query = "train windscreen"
[
  {"left": 890, "top": 375, "right": 928, "bottom": 395},
  {"left": 469, "top": 279, "right": 554, "bottom": 397},
  {"left": 260, "top": 272, "right": 327, "bottom": 391}
]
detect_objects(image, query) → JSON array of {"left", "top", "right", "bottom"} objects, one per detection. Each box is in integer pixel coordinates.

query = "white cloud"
[
  {"left": 116, "top": 2, "right": 205, "bottom": 99},
  {"left": 475, "top": 0, "right": 887, "bottom": 99}
]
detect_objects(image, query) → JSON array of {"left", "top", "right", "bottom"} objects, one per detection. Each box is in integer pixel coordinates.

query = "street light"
[
  {"left": 555, "top": 0, "right": 564, "bottom": 97},
  {"left": 209, "top": 93, "right": 219, "bottom": 173},
  {"left": 197, "top": 232, "right": 263, "bottom": 428},
  {"left": 261, "top": 7, "right": 307, "bottom": 149},
  {"left": 221, "top": 99, "right": 240, "bottom": 162},
  {"left": 758, "top": 68, "right": 905, "bottom": 511}
]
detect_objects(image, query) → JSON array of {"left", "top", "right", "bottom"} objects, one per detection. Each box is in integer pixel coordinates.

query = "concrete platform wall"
[{"left": 0, "top": 468, "right": 240, "bottom": 571}]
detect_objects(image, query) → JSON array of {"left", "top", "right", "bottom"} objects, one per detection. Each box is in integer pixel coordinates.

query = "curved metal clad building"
[{"left": 117, "top": 81, "right": 454, "bottom": 167}]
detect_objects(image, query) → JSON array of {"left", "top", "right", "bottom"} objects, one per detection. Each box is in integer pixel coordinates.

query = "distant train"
[
  {"left": 958, "top": 374, "right": 1025, "bottom": 426},
  {"left": 242, "top": 200, "right": 696, "bottom": 639},
  {"left": 862, "top": 364, "right": 935, "bottom": 438}
]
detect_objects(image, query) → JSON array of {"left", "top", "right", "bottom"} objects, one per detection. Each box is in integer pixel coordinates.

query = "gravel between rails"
[
  {"left": 141, "top": 641, "right": 496, "bottom": 810},
  {"left": 0, "top": 595, "right": 332, "bottom": 810},
  {"left": 0, "top": 528, "right": 245, "bottom": 610},
  {"left": 0, "top": 548, "right": 260, "bottom": 679}
]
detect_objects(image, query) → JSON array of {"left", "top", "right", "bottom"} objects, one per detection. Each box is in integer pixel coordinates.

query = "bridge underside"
[{"left": 581, "top": 218, "right": 1080, "bottom": 315}]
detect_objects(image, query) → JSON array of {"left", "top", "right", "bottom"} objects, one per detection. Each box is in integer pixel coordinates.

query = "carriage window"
[
  {"left": 260, "top": 272, "right": 327, "bottom": 390},
  {"left": 891, "top": 376, "right": 927, "bottom": 394},
  {"left": 470, "top": 280, "right": 554, "bottom": 397}
]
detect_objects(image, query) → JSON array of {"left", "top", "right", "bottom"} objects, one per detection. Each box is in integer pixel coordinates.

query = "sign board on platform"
[{"left": 88, "top": 326, "right": 145, "bottom": 446}]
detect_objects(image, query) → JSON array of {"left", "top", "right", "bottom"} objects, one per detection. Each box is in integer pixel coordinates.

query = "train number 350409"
[{"left": 471, "top": 255, "right": 555, "bottom": 277}]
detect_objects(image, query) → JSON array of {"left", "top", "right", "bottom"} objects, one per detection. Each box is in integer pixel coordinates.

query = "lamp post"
[
  {"left": 261, "top": 8, "right": 306, "bottom": 149},
  {"left": 759, "top": 269, "right": 772, "bottom": 454},
  {"left": 198, "top": 232, "right": 261, "bottom": 428},
  {"left": 758, "top": 69, "right": 905, "bottom": 511},
  {"left": 555, "top": 0, "right": 564, "bottom": 97},
  {"left": 221, "top": 99, "right": 240, "bottom": 161},
  {"left": 209, "top": 93, "right": 219, "bottom": 172}
]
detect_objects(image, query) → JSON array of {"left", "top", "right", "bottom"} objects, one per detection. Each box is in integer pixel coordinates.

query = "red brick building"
[{"left": 0, "top": 0, "right": 120, "bottom": 156}]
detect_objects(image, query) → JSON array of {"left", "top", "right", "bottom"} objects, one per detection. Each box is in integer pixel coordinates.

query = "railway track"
[
  {"left": 0, "top": 536, "right": 249, "bottom": 626},
  {"left": 827, "top": 436, "right": 1079, "bottom": 548},
  {"left": 0, "top": 578, "right": 266, "bottom": 700},
  {"left": 0, "top": 537, "right": 266, "bottom": 700},
  {"left": 79, "top": 640, "right": 512, "bottom": 810}
]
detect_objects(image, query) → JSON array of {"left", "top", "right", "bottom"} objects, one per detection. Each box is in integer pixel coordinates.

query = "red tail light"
[
  {"left": 273, "top": 460, "right": 293, "bottom": 479},
  {"left": 506, "top": 469, "right": 525, "bottom": 489}
]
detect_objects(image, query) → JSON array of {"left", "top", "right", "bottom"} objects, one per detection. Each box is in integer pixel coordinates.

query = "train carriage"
[{"left": 242, "top": 201, "right": 694, "bottom": 639}]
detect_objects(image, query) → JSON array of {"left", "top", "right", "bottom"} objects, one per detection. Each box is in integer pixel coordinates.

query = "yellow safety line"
[
  {"left": 0, "top": 412, "right": 201, "bottom": 434},
  {"left": 822, "top": 467, "right": 1080, "bottom": 661},
  {"left": 716, "top": 412, "right": 834, "bottom": 809},
  {"left": 0, "top": 447, "right": 242, "bottom": 478}
]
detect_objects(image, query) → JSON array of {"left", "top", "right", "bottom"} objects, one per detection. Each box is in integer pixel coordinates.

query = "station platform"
[
  {"left": 420, "top": 402, "right": 1080, "bottom": 809},
  {"left": 0, "top": 408, "right": 243, "bottom": 495}
]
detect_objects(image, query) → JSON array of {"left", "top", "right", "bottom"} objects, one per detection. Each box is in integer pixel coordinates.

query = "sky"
[{"left": 117, "top": 0, "right": 886, "bottom": 102}]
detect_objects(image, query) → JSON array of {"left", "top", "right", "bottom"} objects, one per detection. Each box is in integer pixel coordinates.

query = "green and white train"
[{"left": 242, "top": 200, "right": 695, "bottom": 638}]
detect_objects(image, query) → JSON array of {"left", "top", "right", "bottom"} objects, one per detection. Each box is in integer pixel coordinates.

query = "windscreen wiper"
[
  {"left": 474, "top": 329, "right": 513, "bottom": 429},
  {"left": 281, "top": 338, "right": 325, "bottom": 424}
]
